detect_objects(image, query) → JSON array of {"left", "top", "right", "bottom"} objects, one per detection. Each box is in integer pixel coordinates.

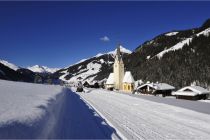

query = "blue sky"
[{"left": 1, "top": 1, "right": 210, "bottom": 68}]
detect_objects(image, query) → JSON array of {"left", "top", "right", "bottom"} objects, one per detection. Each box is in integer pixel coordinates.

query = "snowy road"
[{"left": 79, "top": 89, "right": 210, "bottom": 139}]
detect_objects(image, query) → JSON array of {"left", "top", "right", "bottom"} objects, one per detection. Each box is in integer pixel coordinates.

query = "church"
[{"left": 105, "top": 45, "right": 135, "bottom": 92}]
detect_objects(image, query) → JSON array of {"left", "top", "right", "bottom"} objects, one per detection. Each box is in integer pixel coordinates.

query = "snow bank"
[{"left": 0, "top": 80, "right": 68, "bottom": 138}]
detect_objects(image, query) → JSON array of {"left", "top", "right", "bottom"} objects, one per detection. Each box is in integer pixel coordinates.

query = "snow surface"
[
  {"left": 108, "top": 45, "right": 132, "bottom": 55},
  {"left": 27, "top": 65, "right": 59, "bottom": 73},
  {"left": 63, "top": 46, "right": 131, "bottom": 73},
  {"left": 80, "top": 88, "right": 210, "bottom": 139},
  {"left": 123, "top": 71, "right": 135, "bottom": 83},
  {"left": 157, "top": 27, "right": 210, "bottom": 59},
  {"left": 0, "top": 80, "right": 65, "bottom": 126},
  {"left": 0, "top": 60, "right": 20, "bottom": 71},
  {"left": 59, "top": 45, "right": 131, "bottom": 84},
  {"left": 165, "top": 31, "right": 179, "bottom": 36},
  {"left": 0, "top": 80, "right": 119, "bottom": 139},
  {"left": 59, "top": 61, "right": 102, "bottom": 84}
]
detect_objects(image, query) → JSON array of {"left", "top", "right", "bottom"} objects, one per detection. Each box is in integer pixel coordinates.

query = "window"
[
  {"left": 131, "top": 85, "right": 133, "bottom": 90},
  {"left": 124, "top": 85, "right": 126, "bottom": 90},
  {"left": 128, "top": 85, "right": 130, "bottom": 90}
]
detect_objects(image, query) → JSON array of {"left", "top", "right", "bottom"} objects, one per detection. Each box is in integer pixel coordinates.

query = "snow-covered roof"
[
  {"left": 172, "top": 86, "right": 210, "bottom": 96},
  {"left": 172, "top": 91, "right": 199, "bottom": 96},
  {"left": 137, "top": 83, "right": 175, "bottom": 90},
  {"left": 123, "top": 71, "right": 135, "bottom": 83},
  {"left": 106, "top": 73, "right": 114, "bottom": 85}
]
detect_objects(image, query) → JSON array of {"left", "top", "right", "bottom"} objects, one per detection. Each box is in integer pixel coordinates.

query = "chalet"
[
  {"left": 172, "top": 86, "right": 210, "bottom": 100},
  {"left": 136, "top": 83, "right": 175, "bottom": 96},
  {"left": 123, "top": 71, "right": 135, "bottom": 92}
]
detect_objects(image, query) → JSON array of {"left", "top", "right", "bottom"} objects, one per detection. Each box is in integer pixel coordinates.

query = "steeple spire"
[{"left": 115, "top": 44, "right": 123, "bottom": 62}]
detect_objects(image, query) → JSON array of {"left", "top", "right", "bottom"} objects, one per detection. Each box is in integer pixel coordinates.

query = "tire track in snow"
[{"left": 80, "top": 89, "right": 210, "bottom": 139}]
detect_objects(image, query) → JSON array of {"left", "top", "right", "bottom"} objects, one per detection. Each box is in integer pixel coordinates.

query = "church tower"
[{"left": 113, "top": 45, "right": 125, "bottom": 90}]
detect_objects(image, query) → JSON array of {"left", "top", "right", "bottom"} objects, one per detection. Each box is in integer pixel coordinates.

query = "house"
[
  {"left": 172, "top": 86, "right": 210, "bottom": 100},
  {"left": 136, "top": 82, "right": 175, "bottom": 96},
  {"left": 105, "top": 45, "right": 135, "bottom": 92},
  {"left": 123, "top": 71, "right": 135, "bottom": 92},
  {"left": 105, "top": 73, "right": 114, "bottom": 90}
]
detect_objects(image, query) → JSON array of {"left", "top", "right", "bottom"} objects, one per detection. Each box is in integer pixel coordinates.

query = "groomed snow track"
[{"left": 79, "top": 88, "right": 210, "bottom": 139}]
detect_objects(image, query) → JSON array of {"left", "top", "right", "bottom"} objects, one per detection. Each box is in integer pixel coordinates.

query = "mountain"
[
  {"left": 1, "top": 19, "right": 210, "bottom": 89},
  {"left": 0, "top": 60, "right": 20, "bottom": 71},
  {"left": 27, "top": 65, "right": 59, "bottom": 74},
  {"left": 0, "top": 60, "right": 35, "bottom": 82},
  {"left": 54, "top": 18, "right": 210, "bottom": 89},
  {"left": 0, "top": 60, "right": 60, "bottom": 84},
  {"left": 54, "top": 45, "right": 131, "bottom": 84},
  {"left": 124, "top": 19, "right": 210, "bottom": 89}
]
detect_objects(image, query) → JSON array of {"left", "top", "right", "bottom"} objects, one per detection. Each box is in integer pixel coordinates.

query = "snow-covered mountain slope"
[
  {"left": 108, "top": 45, "right": 132, "bottom": 54},
  {"left": 55, "top": 46, "right": 131, "bottom": 84},
  {"left": 27, "top": 65, "right": 59, "bottom": 73},
  {"left": 0, "top": 61, "right": 35, "bottom": 82},
  {"left": 0, "top": 60, "right": 20, "bottom": 71},
  {"left": 156, "top": 27, "right": 210, "bottom": 59},
  {"left": 165, "top": 31, "right": 179, "bottom": 36},
  {"left": 125, "top": 18, "right": 210, "bottom": 89},
  {"left": 0, "top": 60, "right": 60, "bottom": 83}
]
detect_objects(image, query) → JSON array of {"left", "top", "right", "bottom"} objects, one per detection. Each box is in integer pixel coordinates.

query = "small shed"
[
  {"left": 172, "top": 86, "right": 210, "bottom": 100},
  {"left": 105, "top": 73, "right": 114, "bottom": 90},
  {"left": 123, "top": 71, "right": 135, "bottom": 92},
  {"left": 136, "top": 83, "right": 175, "bottom": 96}
]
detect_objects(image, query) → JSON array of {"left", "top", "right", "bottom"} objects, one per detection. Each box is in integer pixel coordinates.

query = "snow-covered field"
[
  {"left": 2, "top": 79, "right": 210, "bottom": 139},
  {"left": 0, "top": 80, "right": 118, "bottom": 139},
  {"left": 79, "top": 88, "right": 210, "bottom": 139}
]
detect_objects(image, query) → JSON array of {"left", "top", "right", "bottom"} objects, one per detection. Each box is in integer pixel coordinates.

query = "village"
[
  {"left": 76, "top": 45, "right": 210, "bottom": 101},
  {"left": 1, "top": 1, "right": 210, "bottom": 139}
]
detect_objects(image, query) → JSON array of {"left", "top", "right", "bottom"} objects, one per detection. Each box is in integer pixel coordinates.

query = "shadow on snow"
[{"left": 0, "top": 88, "right": 120, "bottom": 139}]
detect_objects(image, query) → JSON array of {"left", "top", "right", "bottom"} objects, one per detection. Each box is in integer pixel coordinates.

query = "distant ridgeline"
[
  {"left": 1, "top": 19, "right": 210, "bottom": 89},
  {"left": 124, "top": 19, "right": 210, "bottom": 89}
]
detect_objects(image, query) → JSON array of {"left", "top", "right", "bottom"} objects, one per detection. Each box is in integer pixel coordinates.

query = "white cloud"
[{"left": 100, "top": 36, "right": 110, "bottom": 42}]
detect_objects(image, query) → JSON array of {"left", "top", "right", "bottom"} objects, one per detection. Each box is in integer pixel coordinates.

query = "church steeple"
[
  {"left": 115, "top": 44, "right": 123, "bottom": 62},
  {"left": 113, "top": 44, "right": 125, "bottom": 90}
]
